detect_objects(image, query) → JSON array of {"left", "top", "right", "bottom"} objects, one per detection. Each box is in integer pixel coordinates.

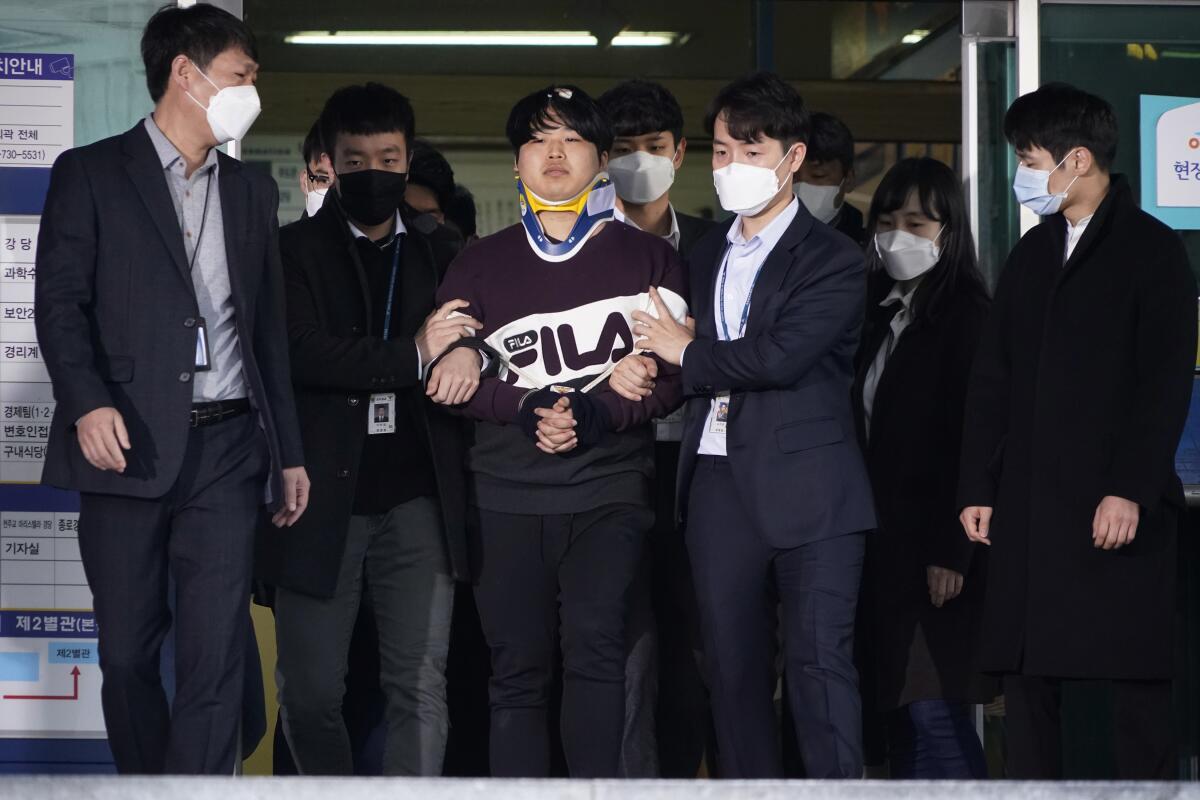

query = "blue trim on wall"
[
  {"left": 0, "top": 167, "right": 51, "bottom": 216},
  {"left": 0, "top": 738, "right": 114, "bottom": 773}
]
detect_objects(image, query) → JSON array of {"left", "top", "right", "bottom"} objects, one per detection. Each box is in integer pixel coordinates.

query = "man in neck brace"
[{"left": 425, "top": 84, "right": 688, "bottom": 778}]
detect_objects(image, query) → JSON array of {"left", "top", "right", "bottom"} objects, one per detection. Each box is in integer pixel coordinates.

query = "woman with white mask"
[{"left": 851, "top": 157, "right": 995, "bottom": 779}]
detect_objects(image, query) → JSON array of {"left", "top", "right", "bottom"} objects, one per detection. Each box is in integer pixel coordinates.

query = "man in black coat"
[
  {"left": 254, "top": 83, "right": 473, "bottom": 777},
  {"left": 34, "top": 5, "right": 308, "bottom": 774},
  {"left": 959, "top": 83, "right": 1197, "bottom": 780}
]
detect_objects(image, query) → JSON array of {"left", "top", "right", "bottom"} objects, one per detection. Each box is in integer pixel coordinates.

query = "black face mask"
[{"left": 336, "top": 169, "right": 408, "bottom": 226}]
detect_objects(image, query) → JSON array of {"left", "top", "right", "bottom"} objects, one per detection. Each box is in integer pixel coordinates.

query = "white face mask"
[
  {"left": 875, "top": 227, "right": 943, "bottom": 281},
  {"left": 713, "top": 145, "right": 796, "bottom": 216},
  {"left": 607, "top": 150, "right": 677, "bottom": 204},
  {"left": 185, "top": 60, "right": 261, "bottom": 144},
  {"left": 794, "top": 181, "right": 842, "bottom": 224},
  {"left": 1012, "top": 150, "right": 1079, "bottom": 216},
  {"left": 304, "top": 187, "right": 327, "bottom": 217}
]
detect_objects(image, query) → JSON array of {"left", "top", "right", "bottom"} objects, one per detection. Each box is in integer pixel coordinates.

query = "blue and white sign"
[
  {"left": 0, "top": 53, "right": 101, "bottom": 740},
  {"left": 1140, "top": 94, "right": 1200, "bottom": 231}
]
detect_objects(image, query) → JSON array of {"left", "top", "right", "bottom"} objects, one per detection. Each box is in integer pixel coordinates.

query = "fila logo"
[
  {"left": 502, "top": 311, "right": 634, "bottom": 383},
  {"left": 504, "top": 331, "right": 539, "bottom": 353}
]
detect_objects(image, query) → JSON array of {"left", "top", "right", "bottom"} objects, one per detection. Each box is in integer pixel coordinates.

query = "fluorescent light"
[
  {"left": 610, "top": 31, "right": 679, "bottom": 47},
  {"left": 286, "top": 30, "right": 599, "bottom": 46},
  {"left": 901, "top": 29, "right": 930, "bottom": 45}
]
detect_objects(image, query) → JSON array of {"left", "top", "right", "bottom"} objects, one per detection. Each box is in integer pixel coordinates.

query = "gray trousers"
[{"left": 274, "top": 496, "right": 454, "bottom": 775}]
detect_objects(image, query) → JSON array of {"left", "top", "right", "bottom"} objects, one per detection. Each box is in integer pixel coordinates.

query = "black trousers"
[
  {"left": 470, "top": 502, "right": 651, "bottom": 778},
  {"left": 649, "top": 441, "right": 713, "bottom": 778},
  {"left": 687, "top": 456, "right": 866, "bottom": 779},
  {"left": 78, "top": 414, "right": 268, "bottom": 775},
  {"left": 1003, "top": 675, "right": 1176, "bottom": 780}
]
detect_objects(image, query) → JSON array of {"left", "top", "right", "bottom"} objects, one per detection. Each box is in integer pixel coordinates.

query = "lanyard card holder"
[{"left": 194, "top": 317, "right": 212, "bottom": 371}]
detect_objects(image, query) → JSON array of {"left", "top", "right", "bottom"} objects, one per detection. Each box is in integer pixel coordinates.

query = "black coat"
[
  {"left": 36, "top": 122, "right": 303, "bottom": 505},
  {"left": 255, "top": 200, "right": 469, "bottom": 598},
  {"left": 832, "top": 203, "right": 868, "bottom": 248},
  {"left": 852, "top": 275, "right": 995, "bottom": 710},
  {"left": 677, "top": 211, "right": 717, "bottom": 261},
  {"left": 958, "top": 176, "right": 1197, "bottom": 679}
]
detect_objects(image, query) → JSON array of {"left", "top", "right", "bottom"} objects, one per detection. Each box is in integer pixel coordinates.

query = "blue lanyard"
[
  {"left": 381, "top": 235, "right": 402, "bottom": 341},
  {"left": 717, "top": 244, "right": 766, "bottom": 341}
]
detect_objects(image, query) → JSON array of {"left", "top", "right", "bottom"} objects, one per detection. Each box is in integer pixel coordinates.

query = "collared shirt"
[
  {"left": 348, "top": 209, "right": 407, "bottom": 245},
  {"left": 613, "top": 204, "right": 682, "bottom": 252},
  {"left": 862, "top": 279, "right": 920, "bottom": 439},
  {"left": 143, "top": 115, "right": 246, "bottom": 403},
  {"left": 347, "top": 210, "right": 437, "bottom": 513},
  {"left": 1065, "top": 213, "right": 1094, "bottom": 262},
  {"left": 697, "top": 197, "right": 800, "bottom": 457},
  {"left": 346, "top": 210, "right": 425, "bottom": 378}
]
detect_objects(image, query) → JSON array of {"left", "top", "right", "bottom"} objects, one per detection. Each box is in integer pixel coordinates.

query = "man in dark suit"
[
  {"left": 598, "top": 78, "right": 716, "bottom": 779},
  {"left": 632, "top": 72, "right": 875, "bottom": 779},
  {"left": 34, "top": 4, "right": 308, "bottom": 775},
  {"left": 255, "top": 83, "right": 474, "bottom": 777},
  {"left": 959, "top": 83, "right": 1196, "bottom": 780}
]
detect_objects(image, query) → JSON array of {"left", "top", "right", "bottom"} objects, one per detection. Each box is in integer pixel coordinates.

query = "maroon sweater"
[{"left": 436, "top": 220, "right": 687, "bottom": 514}]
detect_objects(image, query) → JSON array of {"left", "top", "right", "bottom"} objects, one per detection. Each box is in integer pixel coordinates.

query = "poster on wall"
[
  {"left": 242, "top": 135, "right": 307, "bottom": 225},
  {"left": 1140, "top": 94, "right": 1200, "bottom": 231},
  {"left": 0, "top": 52, "right": 105, "bottom": 739}
]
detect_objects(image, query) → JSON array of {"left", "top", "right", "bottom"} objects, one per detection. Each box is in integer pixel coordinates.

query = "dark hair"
[
  {"left": 445, "top": 184, "right": 478, "bottom": 240},
  {"left": 505, "top": 85, "right": 613, "bottom": 157},
  {"left": 1003, "top": 82, "right": 1118, "bottom": 170},
  {"left": 408, "top": 139, "right": 456, "bottom": 213},
  {"left": 597, "top": 80, "right": 684, "bottom": 146},
  {"left": 806, "top": 112, "right": 855, "bottom": 174},
  {"left": 865, "top": 157, "right": 989, "bottom": 323},
  {"left": 318, "top": 82, "right": 416, "bottom": 160},
  {"left": 704, "top": 72, "right": 809, "bottom": 149},
  {"left": 301, "top": 120, "right": 324, "bottom": 166},
  {"left": 141, "top": 3, "right": 257, "bottom": 103}
]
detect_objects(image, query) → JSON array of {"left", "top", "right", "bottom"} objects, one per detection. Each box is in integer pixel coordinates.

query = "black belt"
[{"left": 189, "top": 398, "right": 250, "bottom": 428}]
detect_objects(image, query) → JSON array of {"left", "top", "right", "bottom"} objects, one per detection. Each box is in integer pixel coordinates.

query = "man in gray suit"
[{"left": 35, "top": 4, "right": 307, "bottom": 774}]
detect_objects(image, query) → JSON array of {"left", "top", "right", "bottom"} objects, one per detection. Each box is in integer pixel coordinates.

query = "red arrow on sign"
[{"left": 4, "top": 666, "right": 80, "bottom": 701}]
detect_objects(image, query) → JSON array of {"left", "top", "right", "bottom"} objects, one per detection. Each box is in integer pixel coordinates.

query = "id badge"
[
  {"left": 194, "top": 317, "right": 211, "bottom": 372},
  {"left": 709, "top": 393, "right": 730, "bottom": 435},
  {"left": 368, "top": 393, "right": 396, "bottom": 435}
]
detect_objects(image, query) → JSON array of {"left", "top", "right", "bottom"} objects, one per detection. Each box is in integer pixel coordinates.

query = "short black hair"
[
  {"left": 505, "top": 85, "right": 613, "bottom": 158},
  {"left": 408, "top": 139, "right": 456, "bottom": 213},
  {"left": 445, "top": 184, "right": 478, "bottom": 240},
  {"left": 141, "top": 3, "right": 257, "bottom": 103},
  {"left": 318, "top": 82, "right": 416, "bottom": 160},
  {"left": 301, "top": 120, "right": 324, "bottom": 166},
  {"left": 705, "top": 72, "right": 809, "bottom": 149},
  {"left": 597, "top": 80, "right": 684, "bottom": 146},
  {"left": 1003, "top": 82, "right": 1118, "bottom": 170},
  {"left": 806, "top": 112, "right": 855, "bottom": 174}
]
